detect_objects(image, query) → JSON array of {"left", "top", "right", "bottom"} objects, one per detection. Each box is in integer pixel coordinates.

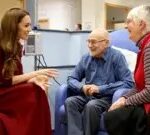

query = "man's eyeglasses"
[{"left": 87, "top": 39, "right": 107, "bottom": 45}]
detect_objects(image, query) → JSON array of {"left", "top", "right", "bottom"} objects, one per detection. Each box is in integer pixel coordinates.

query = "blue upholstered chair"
[{"left": 55, "top": 29, "right": 138, "bottom": 135}]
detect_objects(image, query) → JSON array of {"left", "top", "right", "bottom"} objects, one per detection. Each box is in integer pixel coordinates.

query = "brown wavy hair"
[{"left": 0, "top": 8, "right": 29, "bottom": 79}]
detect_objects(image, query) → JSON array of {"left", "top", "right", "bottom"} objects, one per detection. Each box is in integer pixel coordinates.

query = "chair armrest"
[
  {"left": 55, "top": 84, "right": 68, "bottom": 135},
  {"left": 112, "top": 88, "right": 131, "bottom": 103},
  {"left": 55, "top": 84, "right": 68, "bottom": 113}
]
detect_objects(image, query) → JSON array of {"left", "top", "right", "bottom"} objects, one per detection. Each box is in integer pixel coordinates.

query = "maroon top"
[
  {"left": 0, "top": 43, "right": 52, "bottom": 135},
  {"left": 0, "top": 44, "right": 23, "bottom": 86}
]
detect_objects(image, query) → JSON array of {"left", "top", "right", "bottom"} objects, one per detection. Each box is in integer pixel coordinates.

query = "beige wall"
[
  {"left": 0, "top": 0, "right": 23, "bottom": 21},
  {"left": 38, "top": 0, "right": 81, "bottom": 30},
  {"left": 82, "top": 0, "right": 150, "bottom": 30},
  {"left": 37, "top": 0, "right": 150, "bottom": 30}
]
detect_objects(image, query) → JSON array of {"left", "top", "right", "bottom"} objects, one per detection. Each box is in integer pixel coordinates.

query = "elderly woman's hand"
[{"left": 108, "top": 97, "right": 126, "bottom": 112}]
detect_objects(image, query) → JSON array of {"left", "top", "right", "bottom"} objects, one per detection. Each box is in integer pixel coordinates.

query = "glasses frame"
[{"left": 87, "top": 39, "right": 107, "bottom": 45}]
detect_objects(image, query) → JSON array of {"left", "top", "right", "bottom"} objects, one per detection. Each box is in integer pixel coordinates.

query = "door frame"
[{"left": 105, "top": 3, "right": 130, "bottom": 30}]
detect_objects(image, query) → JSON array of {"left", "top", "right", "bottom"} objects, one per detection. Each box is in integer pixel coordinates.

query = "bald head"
[
  {"left": 89, "top": 28, "right": 109, "bottom": 41},
  {"left": 87, "top": 28, "right": 109, "bottom": 58}
]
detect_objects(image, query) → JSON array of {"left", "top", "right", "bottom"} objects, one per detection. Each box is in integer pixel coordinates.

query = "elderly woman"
[{"left": 104, "top": 5, "right": 150, "bottom": 135}]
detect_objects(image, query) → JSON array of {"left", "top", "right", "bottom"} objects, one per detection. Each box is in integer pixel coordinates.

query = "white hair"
[{"left": 127, "top": 5, "right": 150, "bottom": 32}]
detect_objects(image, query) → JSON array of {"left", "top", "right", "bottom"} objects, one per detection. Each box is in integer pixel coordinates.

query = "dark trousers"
[
  {"left": 104, "top": 106, "right": 150, "bottom": 135},
  {"left": 64, "top": 95, "right": 111, "bottom": 135}
]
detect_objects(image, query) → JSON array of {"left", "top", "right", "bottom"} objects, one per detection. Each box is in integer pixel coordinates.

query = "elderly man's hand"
[
  {"left": 82, "top": 85, "right": 91, "bottom": 96},
  {"left": 82, "top": 84, "right": 99, "bottom": 96},
  {"left": 87, "top": 84, "right": 99, "bottom": 96}
]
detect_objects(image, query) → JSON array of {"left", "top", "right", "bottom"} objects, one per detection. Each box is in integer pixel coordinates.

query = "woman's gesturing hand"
[
  {"left": 36, "top": 68, "right": 59, "bottom": 78},
  {"left": 28, "top": 75, "right": 51, "bottom": 94}
]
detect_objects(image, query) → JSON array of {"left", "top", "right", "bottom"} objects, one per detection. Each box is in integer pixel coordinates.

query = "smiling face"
[
  {"left": 87, "top": 28, "right": 109, "bottom": 58},
  {"left": 126, "top": 6, "right": 148, "bottom": 43},
  {"left": 18, "top": 15, "right": 31, "bottom": 40},
  {"left": 126, "top": 18, "right": 145, "bottom": 42},
  {"left": 1, "top": 8, "right": 31, "bottom": 43}
]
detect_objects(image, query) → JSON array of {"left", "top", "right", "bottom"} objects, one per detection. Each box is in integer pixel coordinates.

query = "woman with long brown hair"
[{"left": 0, "top": 8, "right": 58, "bottom": 135}]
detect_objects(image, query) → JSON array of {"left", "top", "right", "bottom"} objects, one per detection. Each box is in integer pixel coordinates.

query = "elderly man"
[{"left": 64, "top": 28, "right": 134, "bottom": 135}]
